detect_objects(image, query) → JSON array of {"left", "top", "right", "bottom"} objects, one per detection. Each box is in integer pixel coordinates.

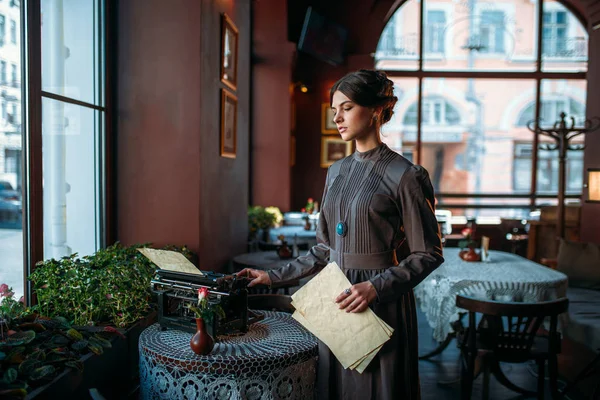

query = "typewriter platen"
[{"left": 151, "top": 269, "right": 263, "bottom": 336}]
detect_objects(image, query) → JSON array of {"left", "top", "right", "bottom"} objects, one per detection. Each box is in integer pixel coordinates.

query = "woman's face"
[{"left": 331, "top": 91, "right": 376, "bottom": 142}]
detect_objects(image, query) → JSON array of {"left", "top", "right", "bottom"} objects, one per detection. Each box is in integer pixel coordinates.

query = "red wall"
[
  {"left": 251, "top": 0, "right": 295, "bottom": 211},
  {"left": 116, "top": 0, "right": 251, "bottom": 271}
]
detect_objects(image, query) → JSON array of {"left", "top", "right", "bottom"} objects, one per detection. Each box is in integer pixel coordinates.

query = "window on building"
[
  {"left": 543, "top": 11, "right": 567, "bottom": 56},
  {"left": 10, "top": 19, "right": 15, "bottom": 44},
  {"left": 5, "top": 149, "right": 20, "bottom": 173},
  {"left": 0, "top": 14, "right": 5, "bottom": 45},
  {"left": 479, "top": 11, "right": 505, "bottom": 53},
  {"left": 513, "top": 143, "right": 583, "bottom": 193},
  {"left": 517, "top": 98, "right": 585, "bottom": 126},
  {"left": 425, "top": 11, "right": 446, "bottom": 54},
  {"left": 0, "top": 60, "right": 5, "bottom": 83},
  {"left": 10, "top": 62, "right": 16, "bottom": 85},
  {"left": 403, "top": 97, "right": 460, "bottom": 126}
]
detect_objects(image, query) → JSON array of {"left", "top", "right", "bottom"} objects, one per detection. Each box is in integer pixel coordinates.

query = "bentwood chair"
[{"left": 456, "top": 294, "right": 569, "bottom": 400}]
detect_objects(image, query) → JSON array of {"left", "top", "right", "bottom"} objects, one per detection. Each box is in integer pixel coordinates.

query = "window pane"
[
  {"left": 42, "top": 98, "right": 102, "bottom": 259},
  {"left": 374, "top": 0, "right": 420, "bottom": 71},
  {"left": 0, "top": 0, "right": 23, "bottom": 300},
  {"left": 422, "top": 0, "right": 538, "bottom": 71},
  {"left": 536, "top": 79, "right": 587, "bottom": 194},
  {"left": 41, "top": 0, "right": 104, "bottom": 106},
  {"left": 380, "top": 78, "right": 420, "bottom": 158},
  {"left": 541, "top": 0, "right": 587, "bottom": 72},
  {"left": 419, "top": 78, "right": 537, "bottom": 200}
]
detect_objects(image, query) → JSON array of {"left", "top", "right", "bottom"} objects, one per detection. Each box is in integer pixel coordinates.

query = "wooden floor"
[{"left": 416, "top": 307, "right": 590, "bottom": 400}]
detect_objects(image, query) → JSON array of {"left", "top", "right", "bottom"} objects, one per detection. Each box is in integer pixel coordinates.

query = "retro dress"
[{"left": 268, "top": 143, "right": 444, "bottom": 400}]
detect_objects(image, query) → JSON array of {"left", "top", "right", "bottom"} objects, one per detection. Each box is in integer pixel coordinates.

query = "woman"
[{"left": 239, "top": 69, "right": 444, "bottom": 399}]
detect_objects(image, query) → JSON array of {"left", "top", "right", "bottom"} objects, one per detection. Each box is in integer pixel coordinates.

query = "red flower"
[
  {"left": 307, "top": 198, "right": 314, "bottom": 203},
  {"left": 301, "top": 207, "right": 306, "bottom": 212},
  {"left": 461, "top": 228, "right": 472, "bottom": 237}
]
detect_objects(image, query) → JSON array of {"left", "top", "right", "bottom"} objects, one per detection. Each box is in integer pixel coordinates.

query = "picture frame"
[
  {"left": 220, "top": 89, "right": 238, "bottom": 158},
  {"left": 220, "top": 14, "right": 239, "bottom": 91},
  {"left": 321, "top": 103, "right": 337, "bottom": 134},
  {"left": 320, "top": 136, "right": 352, "bottom": 168}
]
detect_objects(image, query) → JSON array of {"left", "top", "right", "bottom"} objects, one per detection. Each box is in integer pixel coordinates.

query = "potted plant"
[
  {"left": 0, "top": 242, "right": 194, "bottom": 398},
  {"left": 248, "top": 206, "right": 277, "bottom": 242}
]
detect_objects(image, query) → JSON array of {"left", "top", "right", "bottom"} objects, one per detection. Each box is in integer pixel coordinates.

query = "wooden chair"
[
  {"left": 248, "top": 294, "right": 294, "bottom": 313},
  {"left": 456, "top": 294, "right": 569, "bottom": 400}
]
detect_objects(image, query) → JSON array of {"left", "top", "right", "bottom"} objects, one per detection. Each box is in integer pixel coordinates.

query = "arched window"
[{"left": 375, "top": 0, "right": 588, "bottom": 219}]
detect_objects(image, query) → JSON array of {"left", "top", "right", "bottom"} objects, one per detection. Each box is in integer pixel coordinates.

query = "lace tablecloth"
[
  {"left": 139, "top": 311, "right": 318, "bottom": 400},
  {"left": 414, "top": 248, "right": 568, "bottom": 342}
]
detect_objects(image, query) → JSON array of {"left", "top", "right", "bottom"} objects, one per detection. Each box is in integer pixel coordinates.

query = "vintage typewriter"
[{"left": 151, "top": 269, "right": 263, "bottom": 337}]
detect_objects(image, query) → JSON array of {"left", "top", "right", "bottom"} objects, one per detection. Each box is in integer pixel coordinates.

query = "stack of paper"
[{"left": 291, "top": 262, "right": 393, "bottom": 373}]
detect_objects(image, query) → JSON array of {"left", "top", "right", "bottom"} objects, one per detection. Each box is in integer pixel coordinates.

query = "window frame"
[
  {"left": 21, "top": 0, "right": 114, "bottom": 305},
  {"left": 377, "top": 0, "right": 587, "bottom": 213}
]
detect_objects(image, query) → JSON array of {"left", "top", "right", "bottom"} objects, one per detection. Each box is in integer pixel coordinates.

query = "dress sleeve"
[
  {"left": 368, "top": 165, "right": 444, "bottom": 303},
  {"left": 267, "top": 169, "right": 332, "bottom": 287}
]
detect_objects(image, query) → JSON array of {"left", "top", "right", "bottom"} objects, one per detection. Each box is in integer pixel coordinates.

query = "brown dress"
[{"left": 268, "top": 143, "right": 444, "bottom": 400}]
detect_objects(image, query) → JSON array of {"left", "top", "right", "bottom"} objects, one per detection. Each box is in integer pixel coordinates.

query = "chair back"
[
  {"left": 456, "top": 295, "right": 569, "bottom": 363},
  {"left": 248, "top": 294, "right": 294, "bottom": 313}
]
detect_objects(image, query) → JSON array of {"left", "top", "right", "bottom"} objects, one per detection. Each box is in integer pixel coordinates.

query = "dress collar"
[{"left": 353, "top": 142, "right": 387, "bottom": 162}]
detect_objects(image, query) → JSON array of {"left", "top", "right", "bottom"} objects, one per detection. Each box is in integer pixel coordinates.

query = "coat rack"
[{"left": 528, "top": 112, "right": 600, "bottom": 239}]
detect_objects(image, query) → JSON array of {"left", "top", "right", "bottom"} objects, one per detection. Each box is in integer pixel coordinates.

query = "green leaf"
[
  {"left": 3, "top": 368, "right": 17, "bottom": 384},
  {"left": 30, "top": 365, "right": 55, "bottom": 381}
]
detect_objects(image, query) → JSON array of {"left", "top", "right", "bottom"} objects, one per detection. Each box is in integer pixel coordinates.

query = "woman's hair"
[{"left": 329, "top": 69, "right": 398, "bottom": 124}]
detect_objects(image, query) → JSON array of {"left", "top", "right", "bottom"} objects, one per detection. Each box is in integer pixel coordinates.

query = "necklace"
[{"left": 336, "top": 158, "right": 378, "bottom": 238}]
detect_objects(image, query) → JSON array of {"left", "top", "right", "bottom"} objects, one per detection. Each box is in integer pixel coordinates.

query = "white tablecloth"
[{"left": 414, "top": 248, "right": 568, "bottom": 342}]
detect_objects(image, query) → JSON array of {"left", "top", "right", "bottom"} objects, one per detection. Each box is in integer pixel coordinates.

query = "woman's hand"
[
  {"left": 236, "top": 268, "right": 272, "bottom": 287},
  {"left": 335, "top": 281, "right": 378, "bottom": 313}
]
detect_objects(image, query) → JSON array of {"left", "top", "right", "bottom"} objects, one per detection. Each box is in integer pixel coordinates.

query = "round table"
[
  {"left": 139, "top": 311, "right": 318, "bottom": 400},
  {"left": 232, "top": 251, "right": 293, "bottom": 271},
  {"left": 268, "top": 226, "right": 317, "bottom": 247},
  {"left": 414, "top": 248, "right": 568, "bottom": 343}
]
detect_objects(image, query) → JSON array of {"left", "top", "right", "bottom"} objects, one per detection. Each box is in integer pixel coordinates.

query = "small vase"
[
  {"left": 460, "top": 248, "right": 481, "bottom": 262},
  {"left": 190, "top": 318, "right": 214, "bottom": 355}
]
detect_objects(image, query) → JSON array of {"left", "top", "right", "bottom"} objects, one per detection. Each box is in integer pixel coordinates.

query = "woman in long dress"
[{"left": 240, "top": 69, "right": 444, "bottom": 399}]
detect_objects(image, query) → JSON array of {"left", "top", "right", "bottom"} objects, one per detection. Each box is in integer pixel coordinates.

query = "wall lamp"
[
  {"left": 291, "top": 82, "right": 309, "bottom": 93},
  {"left": 586, "top": 168, "right": 600, "bottom": 203}
]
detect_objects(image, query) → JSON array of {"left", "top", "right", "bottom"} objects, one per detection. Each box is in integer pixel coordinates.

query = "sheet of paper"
[
  {"left": 137, "top": 248, "right": 203, "bottom": 276},
  {"left": 291, "top": 262, "right": 392, "bottom": 370}
]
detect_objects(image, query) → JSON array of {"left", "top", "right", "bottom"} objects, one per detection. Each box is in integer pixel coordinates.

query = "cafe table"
[
  {"left": 414, "top": 247, "right": 568, "bottom": 358},
  {"left": 139, "top": 310, "right": 318, "bottom": 400}
]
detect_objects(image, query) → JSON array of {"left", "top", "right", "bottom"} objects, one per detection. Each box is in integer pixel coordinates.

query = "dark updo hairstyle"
[{"left": 329, "top": 69, "right": 398, "bottom": 125}]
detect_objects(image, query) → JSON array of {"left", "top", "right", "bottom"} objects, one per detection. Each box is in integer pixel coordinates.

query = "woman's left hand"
[{"left": 335, "top": 281, "right": 378, "bottom": 313}]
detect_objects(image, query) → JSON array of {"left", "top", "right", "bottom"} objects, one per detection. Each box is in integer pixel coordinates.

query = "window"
[
  {"left": 10, "top": 62, "right": 16, "bottom": 84},
  {"left": 426, "top": 11, "right": 446, "bottom": 54},
  {"left": 1, "top": 99, "right": 6, "bottom": 119},
  {"left": 0, "top": 14, "right": 5, "bottom": 45},
  {"left": 10, "top": 19, "right": 15, "bottom": 44},
  {"left": 403, "top": 98, "right": 460, "bottom": 126},
  {"left": 513, "top": 143, "right": 583, "bottom": 193},
  {"left": 376, "top": 0, "right": 587, "bottom": 219},
  {"left": 517, "top": 98, "right": 585, "bottom": 126},
  {"left": 479, "top": 11, "right": 505, "bottom": 53},
  {"left": 0, "top": 60, "right": 5, "bottom": 83},
  {"left": 543, "top": 11, "right": 567, "bottom": 56},
  {"left": 4, "top": 149, "right": 20, "bottom": 173}
]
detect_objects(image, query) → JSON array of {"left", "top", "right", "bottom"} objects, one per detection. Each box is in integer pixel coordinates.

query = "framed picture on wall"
[
  {"left": 321, "top": 136, "right": 352, "bottom": 167},
  {"left": 220, "top": 89, "right": 238, "bottom": 158},
  {"left": 221, "top": 14, "right": 239, "bottom": 91},
  {"left": 321, "top": 103, "right": 337, "bottom": 134}
]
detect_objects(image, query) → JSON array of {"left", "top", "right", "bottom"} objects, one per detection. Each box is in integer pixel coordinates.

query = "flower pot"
[{"left": 190, "top": 318, "right": 214, "bottom": 355}]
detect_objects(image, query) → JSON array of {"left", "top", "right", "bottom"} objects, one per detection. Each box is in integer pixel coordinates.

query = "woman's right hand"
[{"left": 237, "top": 268, "right": 272, "bottom": 287}]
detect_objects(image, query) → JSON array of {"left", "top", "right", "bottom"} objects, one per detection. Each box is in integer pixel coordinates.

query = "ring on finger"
[{"left": 344, "top": 288, "right": 351, "bottom": 295}]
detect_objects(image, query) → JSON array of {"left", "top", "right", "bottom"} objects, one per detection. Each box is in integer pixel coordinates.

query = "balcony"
[
  {"left": 542, "top": 36, "right": 587, "bottom": 59},
  {"left": 375, "top": 34, "right": 419, "bottom": 59}
]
